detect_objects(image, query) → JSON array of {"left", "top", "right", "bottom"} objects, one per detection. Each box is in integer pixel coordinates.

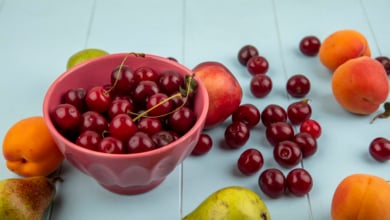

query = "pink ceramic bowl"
[{"left": 42, "top": 53, "right": 209, "bottom": 195}]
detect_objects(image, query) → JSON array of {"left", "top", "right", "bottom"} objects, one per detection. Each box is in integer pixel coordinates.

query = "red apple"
[{"left": 193, "top": 61, "right": 243, "bottom": 129}]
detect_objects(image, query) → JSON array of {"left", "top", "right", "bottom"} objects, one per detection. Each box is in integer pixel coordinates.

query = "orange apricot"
[
  {"left": 319, "top": 29, "right": 371, "bottom": 72},
  {"left": 331, "top": 173, "right": 390, "bottom": 220},
  {"left": 331, "top": 56, "right": 389, "bottom": 115}
]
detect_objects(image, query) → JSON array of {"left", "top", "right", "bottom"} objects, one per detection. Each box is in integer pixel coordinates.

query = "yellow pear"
[
  {"left": 183, "top": 186, "right": 271, "bottom": 220},
  {"left": 66, "top": 48, "right": 108, "bottom": 69},
  {"left": 0, "top": 176, "right": 58, "bottom": 220}
]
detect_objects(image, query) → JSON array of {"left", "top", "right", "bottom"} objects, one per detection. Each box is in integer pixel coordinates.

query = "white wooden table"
[{"left": 0, "top": 0, "right": 389, "bottom": 219}]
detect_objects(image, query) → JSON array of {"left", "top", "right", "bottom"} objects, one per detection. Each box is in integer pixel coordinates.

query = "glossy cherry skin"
[
  {"left": 168, "top": 106, "right": 196, "bottom": 135},
  {"left": 108, "top": 113, "right": 138, "bottom": 142},
  {"left": 151, "top": 130, "right": 175, "bottom": 148},
  {"left": 132, "top": 80, "right": 160, "bottom": 105},
  {"left": 369, "top": 137, "right": 390, "bottom": 162},
  {"left": 85, "top": 86, "right": 112, "bottom": 113},
  {"left": 273, "top": 140, "right": 302, "bottom": 168},
  {"left": 286, "top": 168, "right": 313, "bottom": 196},
  {"left": 375, "top": 56, "right": 390, "bottom": 75},
  {"left": 224, "top": 121, "right": 250, "bottom": 149},
  {"left": 51, "top": 103, "right": 81, "bottom": 131},
  {"left": 75, "top": 130, "right": 101, "bottom": 151},
  {"left": 137, "top": 117, "right": 162, "bottom": 135},
  {"left": 287, "top": 99, "right": 312, "bottom": 125},
  {"left": 247, "top": 56, "right": 269, "bottom": 75},
  {"left": 265, "top": 121, "right": 294, "bottom": 146},
  {"left": 62, "top": 87, "right": 87, "bottom": 112},
  {"left": 191, "top": 133, "right": 213, "bottom": 156},
  {"left": 127, "top": 131, "right": 156, "bottom": 154},
  {"left": 79, "top": 111, "right": 108, "bottom": 135},
  {"left": 97, "top": 136, "right": 125, "bottom": 154},
  {"left": 134, "top": 66, "right": 159, "bottom": 83},
  {"left": 158, "top": 70, "right": 184, "bottom": 95},
  {"left": 238, "top": 45, "right": 259, "bottom": 66},
  {"left": 293, "top": 132, "right": 317, "bottom": 158},
  {"left": 250, "top": 74, "right": 273, "bottom": 98},
  {"left": 107, "top": 98, "right": 134, "bottom": 119},
  {"left": 286, "top": 74, "right": 311, "bottom": 98},
  {"left": 237, "top": 148, "right": 264, "bottom": 175},
  {"left": 146, "top": 93, "right": 173, "bottom": 117},
  {"left": 110, "top": 65, "right": 136, "bottom": 95},
  {"left": 299, "top": 36, "right": 321, "bottom": 56},
  {"left": 261, "top": 104, "right": 287, "bottom": 127},
  {"left": 232, "top": 104, "right": 261, "bottom": 128},
  {"left": 258, "top": 168, "right": 286, "bottom": 198},
  {"left": 300, "top": 119, "right": 321, "bottom": 139}
]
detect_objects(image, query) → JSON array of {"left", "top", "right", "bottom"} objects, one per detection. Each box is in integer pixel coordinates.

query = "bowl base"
[{"left": 99, "top": 178, "right": 166, "bottom": 195}]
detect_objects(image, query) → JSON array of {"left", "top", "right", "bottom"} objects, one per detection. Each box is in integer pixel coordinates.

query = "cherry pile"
[{"left": 51, "top": 60, "right": 199, "bottom": 154}]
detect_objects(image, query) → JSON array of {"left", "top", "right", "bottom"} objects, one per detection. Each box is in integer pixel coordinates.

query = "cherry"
[
  {"left": 151, "top": 130, "right": 175, "bottom": 148},
  {"left": 137, "top": 117, "right": 162, "bottom": 135},
  {"left": 107, "top": 98, "right": 134, "bottom": 119},
  {"left": 51, "top": 103, "right": 81, "bottom": 131},
  {"left": 237, "top": 148, "right": 264, "bottom": 176},
  {"left": 108, "top": 113, "right": 138, "bottom": 142},
  {"left": 62, "top": 88, "right": 87, "bottom": 112},
  {"left": 369, "top": 137, "right": 390, "bottom": 162},
  {"left": 299, "top": 36, "right": 321, "bottom": 56},
  {"left": 287, "top": 99, "right": 312, "bottom": 125},
  {"left": 375, "top": 56, "right": 390, "bottom": 75},
  {"left": 224, "top": 121, "right": 250, "bottom": 149},
  {"left": 293, "top": 132, "right": 317, "bottom": 158},
  {"left": 300, "top": 119, "right": 321, "bottom": 139},
  {"left": 132, "top": 80, "right": 160, "bottom": 105},
  {"left": 238, "top": 45, "right": 259, "bottom": 66},
  {"left": 158, "top": 70, "right": 184, "bottom": 95},
  {"left": 258, "top": 168, "right": 286, "bottom": 198},
  {"left": 75, "top": 130, "right": 101, "bottom": 151},
  {"left": 168, "top": 106, "right": 196, "bottom": 135},
  {"left": 286, "top": 74, "right": 310, "bottom": 98},
  {"left": 98, "top": 136, "right": 125, "bottom": 154},
  {"left": 134, "top": 66, "right": 159, "bottom": 83},
  {"left": 127, "top": 131, "right": 156, "bottom": 153},
  {"left": 110, "top": 65, "right": 136, "bottom": 95},
  {"left": 265, "top": 121, "right": 294, "bottom": 146},
  {"left": 85, "top": 86, "right": 112, "bottom": 113},
  {"left": 79, "top": 111, "right": 108, "bottom": 135},
  {"left": 246, "top": 55, "right": 269, "bottom": 75},
  {"left": 232, "top": 104, "right": 261, "bottom": 128},
  {"left": 250, "top": 74, "right": 273, "bottom": 98},
  {"left": 191, "top": 133, "right": 213, "bottom": 156},
  {"left": 273, "top": 140, "right": 302, "bottom": 168},
  {"left": 286, "top": 168, "right": 313, "bottom": 196},
  {"left": 146, "top": 93, "right": 173, "bottom": 116},
  {"left": 261, "top": 104, "right": 287, "bottom": 127}
]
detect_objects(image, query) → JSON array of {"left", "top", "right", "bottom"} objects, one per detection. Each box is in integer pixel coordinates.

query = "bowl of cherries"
[{"left": 43, "top": 53, "right": 209, "bottom": 195}]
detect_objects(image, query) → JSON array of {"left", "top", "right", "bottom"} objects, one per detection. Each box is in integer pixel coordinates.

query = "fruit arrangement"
[{"left": 2, "top": 26, "right": 390, "bottom": 219}]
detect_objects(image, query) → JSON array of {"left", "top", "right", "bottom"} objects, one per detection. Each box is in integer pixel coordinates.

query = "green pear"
[
  {"left": 0, "top": 176, "right": 58, "bottom": 220},
  {"left": 66, "top": 48, "right": 108, "bottom": 70},
  {"left": 183, "top": 186, "right": 271, "bottom": 220}
]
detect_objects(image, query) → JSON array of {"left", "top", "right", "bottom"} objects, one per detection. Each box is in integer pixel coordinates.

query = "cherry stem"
[
  {"left": 370, "top": 102, "right": 390, "bottom": 124},
  {"left": 104, "top": 52, "right": 145, "bottom": 96}
]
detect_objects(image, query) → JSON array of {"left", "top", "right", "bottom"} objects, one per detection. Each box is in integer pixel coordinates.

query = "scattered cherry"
[
  {"left": 224, "top": 121, "right": 250, "bottom": 149},
  {"left": 191, "top": 133, "right": 213, "bottom": 156},
  {"left": 247, "top": 55, "right": 269, "bottom": 75},
  {"left": 300, "top": 119, "right": 321, "bottom": 139},
  {"left": 273, "top": 140, "right": 302, "bottom": 168},
  {"left": 286, "top": 74, "right": 310, "bottom": 98},
  {"left": 238, "top": 45, "right": 259, "bottom": 66},
  {"left": 293, "top": 132, "right": 317, "bottom": 158},
  {"left": 250, "top": 74, "right": 273, "bottom": 98},
  {"left": 261, "top": 104, "right": 287, "bottom": 127},
  {"left": 299, "top": 36, "right": 321, "bottom": 56},
  {"left": 287, "top": 99, "right": 312, "bottom": 125},
  {"left": 237, "top": 148, "right": 264, "bottom": 175},
  {"left": 265, "top": 121, "right": 294, "bottom": 146},
  {"left": 375, "top": 56, "right": 390, "bottom": 75},
  {"left": 369, "top": 137, "right": 390, "bottom": 162},
  {"left": 232, "top": 104, "right": 261, "bottom": 128},
  {"left": 286, "top": 168, "right": 313, "bottom": 196},
  {"left": 258, "top": 168, "right": 286, "bottom": 198}
]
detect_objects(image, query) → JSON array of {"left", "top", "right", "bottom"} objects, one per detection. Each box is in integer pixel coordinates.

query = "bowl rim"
[{"left": 42, "top": 52, "right": 209, "bottom": 159}]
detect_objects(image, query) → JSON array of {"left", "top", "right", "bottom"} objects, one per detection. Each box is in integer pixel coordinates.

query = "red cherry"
[
  {"left": 258, "top": 168, "right": 286, "bottom": 198},
  {"left": 299, "top": 36, "right": 321, "bottom": 56},
  {"left": 286, "top": 74, "right": 311, "bottom": 98},
  {"left": 369, "top": 137, "right": 390, "bottom": 162},
  {"left": 287, "top": 99, "right": 312, "bottom": 125},
  {"left": 250, "top": 74, "right": 273, "bottom": 98},
  {"left": 238, "top": 45, "right": 259, "bottom": 66},
  {"left": 273, "top": 140, "right": 302, "bottom": 168},
  {"left": 293, "top": 132, "right": 317, "bottom": 158},
  {"left": 191, "top": 133, "right": 213, "bottom": 156},
  {"left": 85, "top": 86, "right": 112, "bottom": 113},
  {"left": 286, "top": 168, "right": 313, "bottom": 196},
  {"left": 265, "top": 121, "right": 294, "bottom": 146},
  {"left": 300, "top": 119, "right": 321, "bottom": 139},
  {"left": 247, "top": 56, "right": 269, "bottom": 75},
  {"left": 232, "top": 104, "right": 261, "bottom": 128},
  {"left": 224, "top": 121, "right": 250, "bottom": 149},
  {"left": 98, "top": 136, "right": 125, "bottom": 154},
  {"left": 237, "top": 148, "right": 264, "bottom": 175},
  {"left": 108, "top": 113, "right": 138, "bottom": 142}
]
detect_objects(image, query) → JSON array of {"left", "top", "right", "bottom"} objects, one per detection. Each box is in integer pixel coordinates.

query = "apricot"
[
  {"left": 319, "top": 29, "right": 371, "bottom": 72},
  {"left": 331, "top": 56, "right": 389, "bottom": 115},
  {"left": 331, "top": 173, "right": 390, "bottom": 220}
]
